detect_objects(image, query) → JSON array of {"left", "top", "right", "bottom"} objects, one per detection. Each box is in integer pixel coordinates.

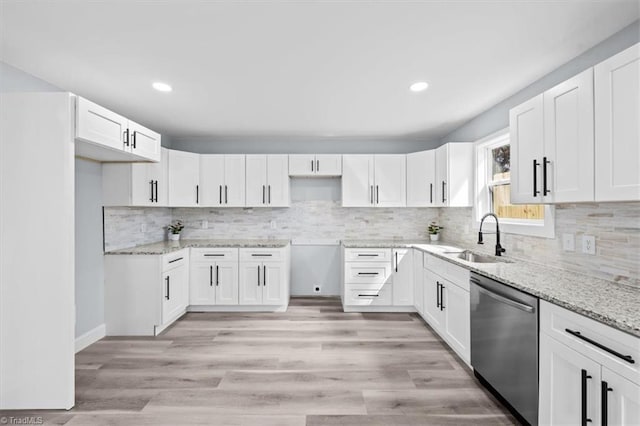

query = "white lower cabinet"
[
  {"left": 539, "top": 300, "right": 640, "bottom": 425},
  {"left": 238, "top": 247, "right": 290, "bottom": 307},
  {"left": 189, "top": 248, "right": 239, "bottom": 306},
  {"left": 105, "top": 249, "right": 189, "bottom": 336},
  {"left": 392, "top": 249, "right": 414, "bottom": 306},
  {"left": 419, "top": 253, "right": 471, "bottom": 364}
]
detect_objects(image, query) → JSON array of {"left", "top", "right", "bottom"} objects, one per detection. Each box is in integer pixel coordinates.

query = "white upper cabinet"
[
  {"left": 543, "top": 69, "right": 595, "bottom": 203},
  {"left": 200, "top": 155, "right": 246, "bottom": 207},
  {"left": 75, "top": 96, "right": 161, "bottom": 163},
  {"left": 407, "top": 150, "right": 436, "bottom": 207},
  {"left": 512, "top": 70, "right": 595, "bottom": 205},
  {"left": 103, "top": 147, "right": 169, "bottom": 206},
  {"left": 434, "top": 143, "right": 474, "bottom": 207},
  {"left": 342, "top": 154, "right": 406, "bottom": 207},
  {"left": 168, "top": 150, "right": 200, "bottom": 207},
  {"left": 510, "top": 95, "right": 544, "bottom": 204},
  {"left": 245, "top": 155, "right": 290, "bottom": 207},
  {"left": 289, "top": 154, "right": 342, "bottom": 177},
  {"left": 595, "top": 43, "right": 640, "bottom": 202}
]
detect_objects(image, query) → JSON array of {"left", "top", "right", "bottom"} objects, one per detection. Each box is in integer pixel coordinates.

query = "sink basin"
[{"left": 445, "top": 250, "right": 511, "bottom": 264}]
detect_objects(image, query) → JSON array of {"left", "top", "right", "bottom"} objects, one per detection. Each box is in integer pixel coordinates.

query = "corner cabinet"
[
  {"left": 289, "top": 154, "right": 342, "bottom": 177},
  {"left": 104, "top": 249, "right": 189, "bottom": 336},
  {"left": 246, "top": 155, "right": 290, "bottom": 207},
  {"left": 102, "top": 147, "right": 169, "bottom": 206},
  {"left": 342, "top": 155, "right": 406, "bottom": 207},
  {"left": 539, "top": 301, "right": 640, "bottom": 425},
  {"left": 75, "top": 96, "right": 161, "bottom": 163}
]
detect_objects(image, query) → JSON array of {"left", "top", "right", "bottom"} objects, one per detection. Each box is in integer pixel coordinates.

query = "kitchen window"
[{"left": 475, "top": 129, "right": 554, "bottom": 238}]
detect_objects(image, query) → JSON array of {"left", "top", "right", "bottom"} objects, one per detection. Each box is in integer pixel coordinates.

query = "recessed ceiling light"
[
  {"left": 410, "top": 81, "right": 429, "bottom": 92},
  {"left": 152, "top": 82, "right": 172, "bottom": 92}
]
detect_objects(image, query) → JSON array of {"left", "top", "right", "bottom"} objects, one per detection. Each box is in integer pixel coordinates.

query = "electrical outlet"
[
  {"left": 313, "top": 286, "right": 321, "bottom": 293},
  {"left": 201, "top": 220, "right": 208, "bottom": 229},
  {"left": 582, "top": 235, "right": 596, "bottom": 255},
  {"left": 562, "top": 233, "right": 575, "bottom": 252},
  {"left": 140, "top": 223, "right": 147, "bottom": 233},
  {"left": 270, "top": 220, "right": 277, "bottom": 230}
]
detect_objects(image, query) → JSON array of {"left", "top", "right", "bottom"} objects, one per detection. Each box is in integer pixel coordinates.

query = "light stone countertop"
[
  {"left": 343, "top": 239, "right": 640, "bottom": 337},
  {"left": 105, "top": 239, "right": 291, "bottom": 255}
]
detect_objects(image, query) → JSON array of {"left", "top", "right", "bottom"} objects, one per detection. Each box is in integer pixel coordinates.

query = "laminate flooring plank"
[
  {"left": 306, "top": 414, "right": 517, "bottom": 426},
  {"left": 65, "top": 414, "right": 306, "bottom": 426}
]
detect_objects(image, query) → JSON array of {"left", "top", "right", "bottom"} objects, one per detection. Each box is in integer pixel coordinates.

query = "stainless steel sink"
[{"left": 445, "top": 250, "right": 511, "bottom": 264}]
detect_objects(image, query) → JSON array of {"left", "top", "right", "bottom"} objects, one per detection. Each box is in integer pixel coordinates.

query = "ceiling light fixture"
[
  {"left": 410, "top": 81, "right": 429, "bottom": 92},
  {"left": 152, "top": 82, "right": 172, "bottom": 92}
]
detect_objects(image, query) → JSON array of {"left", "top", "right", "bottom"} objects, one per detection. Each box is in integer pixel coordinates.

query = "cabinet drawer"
[
  {"left": 423, "top": 253, "right": 470, "bottom": 291},
  {"left": 162, "top": 250, "right": 188, "bottom": 271},
  {"left": 344, "top": 248, "right": 391, "bottom": 262},
  {"left": 345, "top": 285, "right": 392, "bottom": 306},
  {"left": 344, "top": 262, "right": 392, "bottom": 285},
  {"left": 191, "top": 247, "right": 238, "bottom": 262},
  {"left": 240, "top": 247, "right": 285, "bottom": 262},
  {"left": 540, "top": 300, "right": 640, "bottom": 385}
]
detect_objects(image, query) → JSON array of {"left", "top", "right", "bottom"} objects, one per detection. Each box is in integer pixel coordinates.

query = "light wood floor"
[{"left": 2, "top": 297, "right": 517, "bottom": 425}]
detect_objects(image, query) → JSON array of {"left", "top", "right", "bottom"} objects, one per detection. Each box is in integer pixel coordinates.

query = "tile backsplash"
[
  {"left": 438, "top": 203, "right": 640, "bottom": 287},
  {"left": 103, "top": 201, "right": 639, "bottom": 287}
]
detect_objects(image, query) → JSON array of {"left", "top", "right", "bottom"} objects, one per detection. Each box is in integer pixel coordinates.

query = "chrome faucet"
[{"left": 478, "top": 213, "right": 506, "bottom": 256}]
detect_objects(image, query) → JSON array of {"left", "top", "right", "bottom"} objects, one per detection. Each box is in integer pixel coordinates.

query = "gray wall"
[
  {"left": 171, "top": 136, "right": 439, "bottom": 154},
  {"left": 441, "top": 19, "right": 640, "bottom": 143},
  {"left": 1, "top": 61, "right": 105, "bottom": 339}
]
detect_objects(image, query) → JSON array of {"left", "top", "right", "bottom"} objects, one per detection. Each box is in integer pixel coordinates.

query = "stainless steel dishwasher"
[{"left": 470, "top": 272, "right": 539, "bottom": 426}]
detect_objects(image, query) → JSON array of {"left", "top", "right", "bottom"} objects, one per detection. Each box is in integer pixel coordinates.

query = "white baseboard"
[{"left": 75, "top": 323, "right": 106, "bottom": 353}]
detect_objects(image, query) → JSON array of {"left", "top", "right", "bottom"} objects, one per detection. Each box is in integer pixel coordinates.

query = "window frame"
[{"left": 474, "top": 128, "right": 555, "bottom": 238}]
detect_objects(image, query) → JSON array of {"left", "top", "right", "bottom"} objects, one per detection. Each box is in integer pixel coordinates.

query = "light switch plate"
[
  {"left": 562, "top": 233, "right": 575, "bottom": 252},
  {"left": 582, "top": 235, "right": 596, "bottom": 255}
]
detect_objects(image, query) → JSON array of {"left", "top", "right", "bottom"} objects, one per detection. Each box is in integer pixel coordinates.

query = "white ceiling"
[{"left": 1, "top": 1, "right": 638, "bottom": 141}]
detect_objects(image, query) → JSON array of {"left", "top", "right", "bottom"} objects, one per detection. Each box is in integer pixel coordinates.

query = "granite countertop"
[
  {"left": 106, "top": 239, "right": 291, "bottom": 255},
  {"left": 344, "top": 240, "right": 640, "bottom": 338}
]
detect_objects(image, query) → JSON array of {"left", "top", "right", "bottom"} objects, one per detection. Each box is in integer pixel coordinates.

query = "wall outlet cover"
[
  {"left": 562, "top": 233, "right": 575, "bottom": 252},
  {"left": 582, "top": 235, "right": 596, "bottom": 255}
]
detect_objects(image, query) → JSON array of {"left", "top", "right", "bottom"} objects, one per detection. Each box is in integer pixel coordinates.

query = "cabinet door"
[
  {"left": 434, "top": 145, "right": 448, "bottom": 207},
  {"left": 189, "top": 263, "right": 216, "bottom": 305},
  {"left": 263, "top": 263, "right": 286, "bottom": 305},
  {"left": 288, "top": 154, "right": 316, "bottom": 176},
  {"left": 544, "top": 69, "right": 594, "bottom": 203},
  {"left": 407, "top": 150, "right": 436, "bottom": 207},
  {"left": 373, "top": 155, "right": 406, "bottom": 207},
  {"left": 162, "top": 267, "right": 187, "bottom": 324},
  {"left": 510, "top": 95, "right": 544, "bottom": 204},
  {"left": 199, "top": 155, "right": 225, "bottom": 206},
  {"left": 168, "top": 150, "right": 200, "bottom": 207},
  {"left": 266, "top": 155, "right": 290, "bottom": 207},
  {"left": 245, "top": 155, "right": 267, "bottom": 207},
  {"left": 131, "top": 148, "right": 168, "bottom": 206},
  {"left": 602, "top": 367, "right": 640, "bottom": 426},
  {"left": 392, "top": 249, "right": 413, "bottom": 306},
  {"left": 539, "top": 333, "right": 602, "bottom": 426},
  {"left": 413, "top": 251, "right": 424, "bottom": 315},
  {"left": 342, "top": 155, "right": 374, "bottom": 207},
  {"left": 315, "top": 155, "right": 342, "bottom": 176},
  {"left": 215, "top": 261, "right": 239, "bottom": 305},
  {"left": 422, "top": 269, "right": 445, "bottom": 332},
  {"left": 76, "top": 96, "right": 128, "bottom": 151},
  {"left": 595, "top": 43, "right": 640, "bottom": 201},
  {"left": 128, "top": 120, "right": 161, "bottom": 162},
  {"left": 442, "top": 282, "right": 470, "bottom": 363},
  {"left": 239, "top": 262, "right": 262, "bottom": 304},
  {"left": 224, "top": 155, "right": 246, "bottom": 207}
]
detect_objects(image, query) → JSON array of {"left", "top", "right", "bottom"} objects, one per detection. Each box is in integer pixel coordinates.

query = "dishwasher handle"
[{"left": 472, "top": 279, "right": 535, "bottom": 313}]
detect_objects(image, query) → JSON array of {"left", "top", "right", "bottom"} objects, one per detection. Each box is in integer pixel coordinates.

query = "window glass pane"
[
  {"left": 491, "top": 184, "right": 544, "bottom": 220},
  {"left": 491, "top": 145, "right": 510, "bottom": 181}
]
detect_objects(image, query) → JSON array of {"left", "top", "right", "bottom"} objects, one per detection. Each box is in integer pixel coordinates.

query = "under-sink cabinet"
[
  {"left": 105, "top": 249, "right": 189, "bottom": 336},
  {"left": 539, "top": 300, "right": 640, "bottom": 425}
]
